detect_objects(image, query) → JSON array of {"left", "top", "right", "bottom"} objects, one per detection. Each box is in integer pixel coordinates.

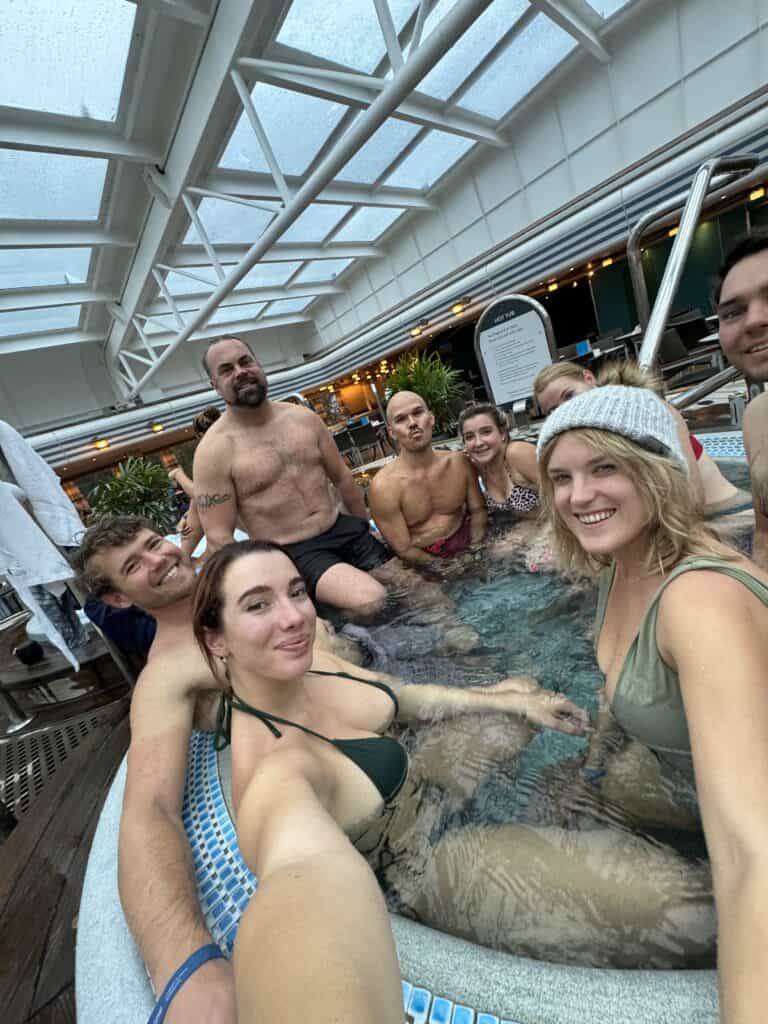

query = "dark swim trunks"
[
  {"left": 422, "top": 514, "right": 472, "bottom": 558},
  {"left": 283, "top": 514, "right": 391, "bottom": 600}
]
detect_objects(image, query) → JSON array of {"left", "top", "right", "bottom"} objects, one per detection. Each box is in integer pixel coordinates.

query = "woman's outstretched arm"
[
  {"left": 235, "top": 748, "right": 404, "bottom": 1024},
  {"left": 658, "top": 571, "right": 768, "bottom": 1024}
]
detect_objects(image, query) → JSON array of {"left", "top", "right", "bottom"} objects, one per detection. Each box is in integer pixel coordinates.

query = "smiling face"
[
  {"left": 545, "top": 434, "right": 651, "bottom": 560},
  {"left": 95, "top": 529, "right": 196, "bottom": 611},
  {"left": 717, "top": 249, "right": 768, "bottom": 382},
  {"left": 207, "top": 337, "right": 268, "bottom": 408},
  {"left": 386, "top": 391, "right": 434, "bottom": 452},
  {"left": 537, "top": 371, "right": 595, "bottom": 416},
  {"left": 461, "top": 413, "right": 506, "bottom": 467},
  {"left": 204, "top": 550, "right": 316, "bottom": 682}
]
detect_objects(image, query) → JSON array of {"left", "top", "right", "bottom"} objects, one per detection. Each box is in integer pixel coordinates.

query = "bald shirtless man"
[
  {"left": 193, "top": 337, "right": 391, "bottom": 611},
  {"left": 369, "top": 391, "right": 487, "bottom": 564}
]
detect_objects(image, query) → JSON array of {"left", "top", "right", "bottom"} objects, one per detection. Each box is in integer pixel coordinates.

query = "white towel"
[
  {"left": 0, "top": 419, "right": 84, "bottom": 547},
  {"left": 0, "top": 481, "right": 79, "bottom": 669}
]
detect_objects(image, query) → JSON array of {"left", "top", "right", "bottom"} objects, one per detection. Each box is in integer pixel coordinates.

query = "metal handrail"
[
  {"left": 668, "top": 363, "right": 741, "bottom": 411},
  {"left": 630, "top": 155, "right": 759, "bottom": 370}
]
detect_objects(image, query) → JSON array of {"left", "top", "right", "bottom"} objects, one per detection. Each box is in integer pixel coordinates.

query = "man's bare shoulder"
[
  {"left": 743, "top": 392, "right": 768, "bottom": 452},
  {"left": 194, "top": 420, "right": 233, "bottom": 460},
  {"left": 134, "top": 639, "right": 217, "bottom": 708}
]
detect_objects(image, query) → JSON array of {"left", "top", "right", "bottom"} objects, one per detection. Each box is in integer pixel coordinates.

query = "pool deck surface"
[{"left": 0, "top": 663, "right": 129, "bottom": 1024}]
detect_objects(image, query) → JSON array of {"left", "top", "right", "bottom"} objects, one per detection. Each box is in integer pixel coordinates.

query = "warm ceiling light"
[
  {"left": 668, "top": 227, "right": 679, "bottom": 238},
  {"left": 602, "top": 257, "right": 613, "bottom": 267},
  {"left": 92, "top": 438, "right": 110, "bottom": 450},
  {"left": 150, "top": 422, "right": 164, "bottom": 433},
  {"left": 451, "top": 297, "right": 470, "bottom": 315},
  {"left": 548, "top": 282, "right": 558, "bottom": 292},
  {"left": 588, "top": 270, "right": 595, "bottom": 278},
  {"left": 410, "top": 318, "right": 429, "bottom": 337},
  {"left": 586, "top": 262, "right": 592, "bottom": 270},
  {"left": 572, "top": 281, "right": 578, "bottom": 288},
  {"left": 569, "top": 266, "right": 575, "bottom": 271},
  {"left": 750, "top": 187, "right": 766, "bottom": 202}
]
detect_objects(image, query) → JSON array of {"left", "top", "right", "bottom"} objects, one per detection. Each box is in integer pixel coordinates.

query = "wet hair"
[
  {"left": 192, "top": 539, "right": 300, "bottom": 681},
  {"left": 201, "top": 336, "right": 257, "bottom": 377},
  {"left": 458, "top": 402, "right": 509, "bottom": 440},
  {"left": 192, "top": 405, "right": 221, "bottom": 438},
  {"left": 533, "top": 359, "right": 664, "bottom": 403},
  {"left": 72, "top": 515, "right": 159, "bottom": 598},
  {"left": 595, "top": 360, "right": 665, "bottom": 397},
  {"left": 533, "top": 361, "right": 588, "bottom": 399},
  {"left": 538, "top": 429, "right": 736, "bottom": 579},
  {"left": 713, "top": 230, "right": 768, "bottom": 304}
]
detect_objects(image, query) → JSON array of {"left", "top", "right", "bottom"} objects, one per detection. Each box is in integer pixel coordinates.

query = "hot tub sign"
[{"left": 474, "top": 295, "right": 557, "bottom": 407}]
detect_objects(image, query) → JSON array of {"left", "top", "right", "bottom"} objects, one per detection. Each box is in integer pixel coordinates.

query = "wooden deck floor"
[{"left": 0, "top": 684, "right": 130, "bottom": 1023}]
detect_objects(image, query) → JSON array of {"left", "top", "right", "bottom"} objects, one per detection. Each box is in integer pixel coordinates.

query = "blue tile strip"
[
  {"left": 181, "top": 730, "right": 531, "bottom": 1022},
  {"left": 696, "top": 431, "right": 746, "bottom": 459}
]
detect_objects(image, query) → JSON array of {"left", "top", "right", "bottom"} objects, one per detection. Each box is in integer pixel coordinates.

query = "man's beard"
[{"left": 231, "top": 379, "right": 267, "bottom": 407}]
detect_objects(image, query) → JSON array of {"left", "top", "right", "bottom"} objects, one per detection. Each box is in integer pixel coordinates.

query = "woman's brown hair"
[{"left": 458, "top": 402, "right": 510, "bottom": 439}]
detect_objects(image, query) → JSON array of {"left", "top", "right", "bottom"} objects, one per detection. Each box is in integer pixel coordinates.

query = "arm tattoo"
[{"left": 195, "top": 492, "right": 233, "bottom": 509}]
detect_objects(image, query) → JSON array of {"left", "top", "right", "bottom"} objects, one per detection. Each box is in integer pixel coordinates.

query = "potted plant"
[
  {"left": 385, "top": 351, "right": 465, "bottom": 435},
  {"left": 86, "top": 456, "right": 178, "bottom": 531}
]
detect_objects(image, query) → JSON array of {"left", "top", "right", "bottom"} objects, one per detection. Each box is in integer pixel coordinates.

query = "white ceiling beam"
[
  {"left": 238, "top": 58, "right": 506, "bottom": 147},
  {"left": 0, "top": 226, "right": 135, "bottom": 248},
  {"left": 105, "top": 1, "right": 293, "bottom": 373},
  {"left": 121, "top": 0, "right": 494, "bottom": 400},
  {"left": 373, "top": 0, "right": 405, "bottom": 71},
  {"left": 167, "top": 242, "right": 383, "bottom": 267},
  {"left": 146, "top": 282, "right": 342, "bottom": 316},
  {"left": 203, "top": 169, "right": 434, "bottom": 209},
  {"left": 0, "top": 106, "right": 164, "bottom": 163},
  {"left": 0, "top": 286, "right": 116, "bottom": 313},
  {"left": 529, "top": 0, "right": 610, "bottom": 63},
  {"left": 0, "top": 330, "right": 104, "bottom": 355}
]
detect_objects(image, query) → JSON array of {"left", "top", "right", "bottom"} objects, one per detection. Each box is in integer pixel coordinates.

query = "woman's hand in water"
[{"left": 472, "top": 679, "right": 590, "bottom": 735}]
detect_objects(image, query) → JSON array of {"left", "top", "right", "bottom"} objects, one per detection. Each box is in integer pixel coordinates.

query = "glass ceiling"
[
  {"left": 0, "top": 0, "right": 135, "bottom": 121},
  {"left": 0, "top": 0, "right": 637, "bottom": 369}
]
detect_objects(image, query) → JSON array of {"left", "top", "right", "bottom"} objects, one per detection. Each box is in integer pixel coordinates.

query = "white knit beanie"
[{"left": 536, "top": 385, "right": 689, "bottom": 473}]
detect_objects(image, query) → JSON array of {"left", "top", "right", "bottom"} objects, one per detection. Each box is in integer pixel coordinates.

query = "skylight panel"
[
  {"left": 333, "top": 206, "right": 405, "bottom": 242},
  {"left": 294, "top": 259, "right": 354, "bottom": 283},
  {"left": 220, "top": 84, "right": 346, "bottom": 177},
  {"left": 0, "top": 305, "right": 81, "bottom": 340},
  {"left": 0, "top": 0, "right": 135, "bottom": 121},
  {"left": 460, "top": 15, "right": 577, "bottom": 119},
  {"left": 209, "top": 302, "right": 268, "bottom": 327},
  {"left": 162, "top": 270, "right": 220, "bottom": 297},
  {"left": 276, "top": 0, "right": 417, "bottom": 74},
  {"left": 0, "top": 249, "right": 91, "bottom": 289},
  {"left": 385, "top": 131, "right": 473, "bottom": 190},
  {"left": 164, "top": 262, "right": 304, "bottom": 297},
  {"left": 0, "top": 152, "right": 108, "bottom": 220},
  {"left": 143, "top": 302, "right": 268, "bottom": 335},
  {"left": 339, "top": 120, "right": 421, "bottom": 184},
  {"left": 417, "top": 0, "right": 528, "bottom": 102},
  {"left": 0, "top": 0, "right": 134, "bottom": 121},
  {"left": 281, "top": 205, "right": 352, "bottom": 243},
  {"left": 182, "top": 198, "right": 274, "bottom": 245},
  {"left": 264, "top": 297, "right": 314, "bottom": 316}
]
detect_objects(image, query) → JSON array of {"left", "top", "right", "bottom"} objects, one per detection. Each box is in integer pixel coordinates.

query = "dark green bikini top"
[{"left": 216, "top": 670, "right": 408, "bottom": 803}]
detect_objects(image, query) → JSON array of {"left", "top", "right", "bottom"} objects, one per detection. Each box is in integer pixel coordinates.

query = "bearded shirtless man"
[
  {"left": 368, "top": 391, "right": 487, "bottom": 564},
  {"left": 193, "top": 337, "right": 391, "bottom": 611}
]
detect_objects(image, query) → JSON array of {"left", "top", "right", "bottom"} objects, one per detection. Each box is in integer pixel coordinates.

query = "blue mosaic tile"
[{"left": 697, "top": 431, "right": 746, "bottom": 459}]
